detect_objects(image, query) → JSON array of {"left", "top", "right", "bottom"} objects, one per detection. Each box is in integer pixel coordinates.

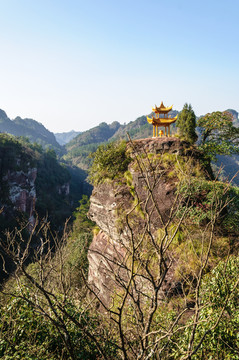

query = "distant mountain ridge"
[
  {"left": 0, "top": 109, "right": 62, "bottom": 151},
  {"left": 54, "top": 130, "right": 81, "bottom": 145},
  {"left": 63, "top": 108, "right": 238, "bottom": 170},
  {"left": 63, "top": 110, "right": 179, "bottom": 169},
  {"left": 64, "top": 121, "right": 122, "bottom": 169},
  {"left": 1, "top": 107, "right": 238, "bottom": 171}
]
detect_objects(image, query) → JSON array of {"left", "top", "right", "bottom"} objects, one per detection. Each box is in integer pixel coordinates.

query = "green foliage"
[
  {"left": 222, "top": 185, "right": 239, "bottom": 233},
  {"left": 72, "top": 195, "right": 95, "bottom": 234},
  {"left": 0, "top": 208, "right": 117, "bottom": 359},
  {"left": 64, "top": 142, "right": 101, "bottom": 168},
  {"left": 177, "top": 178, "right": 227, "bottom": 224},
  {"left": 0, "top": 296, "right": 65, "bottom": 359},
  {"left": 63, "top": 115, "right": 175, "bottom": 170},
  {"left": 198, "top": 111, "right": 239, "bottom": 160},
  {"left": 35, "top": 150, "right": 71, "bottom": 227},
  {"left": 65, "top": 232, "right": 93, "bottom": 283},
  {"left": 197, "top": 257, "right": 239, "bottom": 359},
  {"left": 1, "top": 124, "right": 239, "bottom": 359},
  {"left": 0, "top": 133, "right": 37, "bottom": 174},
  {"left": 67, "top": 165, "right": 92, "bottom": 209},
  {"left": 69, "top": 195, "right": 95, "bottom": 276},
  {"left": 67, "top": 122, "right": 121, "bottom": 148},
  {"left": 0, "top": 294, "right": 117, "bottom": 359},
  {"left": 174, "top": 257, "right": 239, "bottom": 359},
  {"left": 0, "top": 133, "right": 75, "bottom": 231},
  {"left": 109, "top": 115, "right": 152, "bottom": 141},
  {"left": 88, "top": 141, "right": 131, "bottom": 185},
  {"left": 64, "top": 122, "right": 121, "bottom": 168},
  {"left": 177, "top": 176, "right": 239, "bottom": 234},
  {"left": 176, "top": 103, "right": 198, "bottom": 144}
]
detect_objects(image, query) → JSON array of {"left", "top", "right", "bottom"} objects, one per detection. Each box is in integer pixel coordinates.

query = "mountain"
[
  {"left": 54, "top": 130, "right": 81, "bottom": 145},
  {"left": 64, "top": 121, "right": 122, "bottom": 169},
  {"left": 63, "top": 108, "right": 239, "bottom": 175},
  {"left": 63, "top": 111, "right": 179, "bottom": 169},
  {"left": 0, "top": 109, "right": 62, "bottom": 151}
]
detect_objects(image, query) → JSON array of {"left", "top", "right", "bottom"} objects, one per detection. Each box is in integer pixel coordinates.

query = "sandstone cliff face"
[
  {"left": 1, "top": 161, "right": 37, "bottom": 225},
  {"left": 89, "top": 138, "right": 188, "bottom": 239},
  {"left": 4, "top": 168, "right": 37, "bottom": 211},
  {"left": 0, "top": 134, "right": 73, "bottom": 230},
  {"left": 87, "top": 230, "right": 126, "bottom": 305},
  {"left": 88, "top": 138, "right": 193, "bottom": 305},
  {"left": 0, "top": 140, "right": 73, "bottom": 281}
]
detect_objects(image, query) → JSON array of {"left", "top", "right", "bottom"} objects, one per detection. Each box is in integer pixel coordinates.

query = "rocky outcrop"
[
  {"left": 88, "top": 138, "right": 196, "bottom": 305},
  {"left": 0, "top": 133, "right": 76, "bottom": 282},
  {"left": 89, "top": 138, "right": 189, "bottom": 240},
  {"left": 0, "top": 132, "right": 75, "bottom": 233},
  {"left": 1, "top": 166, "right": 37, "bottom": 225},
  {"left": 88, "top": 230, "right": 126, "bottom": 305},
  {"left": 128, "top": 137, "right": 188, "bottom": 155}
]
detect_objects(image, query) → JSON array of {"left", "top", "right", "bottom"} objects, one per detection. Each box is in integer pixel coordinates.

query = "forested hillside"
[
  {"left": 1, "top": 107, "right": 238, "bottom": 179},
  {"left": 0, "top": 109, "right": 62, "bottom": 152},
  {"left": 0, "top": 133, "right": 89, "bottom": 233},
  {"left": 64, "top": 121, "right": 121, "bottom": 168}
]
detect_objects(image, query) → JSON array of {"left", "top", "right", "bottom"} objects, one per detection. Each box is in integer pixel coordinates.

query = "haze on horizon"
[{"left": 0, "top": 0, "right": 238, "bottom": 133}]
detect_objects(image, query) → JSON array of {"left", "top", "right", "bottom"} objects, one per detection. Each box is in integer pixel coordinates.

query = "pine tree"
[{"left": 176, "top": 103, "right": 197, "bottom": 144}]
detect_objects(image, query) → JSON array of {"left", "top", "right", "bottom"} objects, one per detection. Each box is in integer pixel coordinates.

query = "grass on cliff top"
[{"left": 88, "top": 140, "right": 131, "bottom": 185}]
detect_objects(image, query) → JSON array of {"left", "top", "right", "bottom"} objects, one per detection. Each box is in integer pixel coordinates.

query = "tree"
[
  {"left": 181, "top": 256, "right": 239, "bottom": 359},
  {"left": 72, "top": 195, "right": 95, "bottom": 233},
  {"left": 176, "top": 103, "right": 198, "bottom": 144},
  {"left": 0, "top": 219, "right": 116, "bottom": 359},
  {"left": 197, "top": 111, "right": 239, "bottom": 160}
]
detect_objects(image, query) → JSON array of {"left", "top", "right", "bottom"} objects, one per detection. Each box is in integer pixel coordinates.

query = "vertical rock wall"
[
  {"left": 1, "top": 167, "right": 37, "bottom": 224},
  {"left": 87, "top": 138, "right": 192, "bottom": 306}
]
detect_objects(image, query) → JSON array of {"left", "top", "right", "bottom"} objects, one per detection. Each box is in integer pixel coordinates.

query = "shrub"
[
  {"left": 173, "top": 257, "right": 239, "bottom": 359},
  {"left": 88, "top": 141, "right": 131, "bottom": 185}
]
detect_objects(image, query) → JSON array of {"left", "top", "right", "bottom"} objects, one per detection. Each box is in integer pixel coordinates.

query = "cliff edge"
[{"left": 88, "top": 137, "right": 211, "bottom": 306}]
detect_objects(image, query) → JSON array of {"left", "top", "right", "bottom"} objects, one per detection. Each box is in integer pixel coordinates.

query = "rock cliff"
[
  {"left": 0, "top": 133, "right": 72, "bottom": 230},
  {"left": 2, "top": 166, "right": 37, "bottom": 225},
  {"left": 0, "top": 134, "right": 73, "bottom": 282},
  {"left": 89, "top": 138, "right": 189, "bottom": 236},
  {"left": 88, "top": 137, "right": 204, "bottom": 306}
]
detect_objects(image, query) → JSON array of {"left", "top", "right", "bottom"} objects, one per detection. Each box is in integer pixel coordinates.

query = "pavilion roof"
[
  {"left": 147, "top": 115, "right": 178, "bottom": 126},
  {"left": 152, "top": 101, "right": 173, "bottom": 114}
]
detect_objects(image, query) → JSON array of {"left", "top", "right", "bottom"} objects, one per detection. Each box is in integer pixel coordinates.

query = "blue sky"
[{"left": 0, "top": 0, "right": 238, "bottom": 132}]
